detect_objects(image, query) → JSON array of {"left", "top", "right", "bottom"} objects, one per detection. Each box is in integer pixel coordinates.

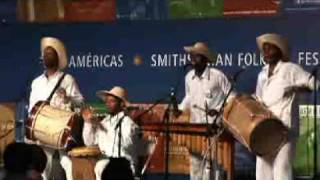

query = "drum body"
[
  {"left": 26, "top": 101, "right": 77, "bottom": 149},
  {"left": 223, "top": 95, "right": 288, "bottom": 156},
  {"left": 69, "top": 146, "right": 101, "bottom": 180}
]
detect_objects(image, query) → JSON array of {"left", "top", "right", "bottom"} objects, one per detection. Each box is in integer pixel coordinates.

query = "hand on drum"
[
  {"left": 283, "top": 85, "right": 311, "bottom": 98},
  {"left": 57, "top": 87, "right": 70, "bottom": 103}
]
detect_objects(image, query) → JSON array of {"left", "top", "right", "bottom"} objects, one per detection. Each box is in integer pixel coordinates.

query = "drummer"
[
  {"left": 28, "top": 37, "right": 84, "bottom": 180},
  {"left": 81, "top": 86, "right": 140, "bottom": 180},
  {"left": 175, "top": 42, "right": 235, "bottom": 180},
  {"left": 255, "top": 33, "right": 319, "bottom": 180}
]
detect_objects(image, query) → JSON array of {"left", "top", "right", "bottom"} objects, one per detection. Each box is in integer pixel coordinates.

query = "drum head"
[
  {"left": 250, "top": 119, "right": 288, "bottom": 156},
  {"left": 68, "top": 146, "right": 101, "bottom": 157}
]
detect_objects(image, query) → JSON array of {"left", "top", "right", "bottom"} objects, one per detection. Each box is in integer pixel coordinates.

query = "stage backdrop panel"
[
  {"left": 0, "top": 14, "right": 319, "bottom": 103},
  {"left": 294, "top": 105, "right": 320, "bottom": 177},
  {"left": 0, "top": 12, "right": 319, "bottom": 176}
]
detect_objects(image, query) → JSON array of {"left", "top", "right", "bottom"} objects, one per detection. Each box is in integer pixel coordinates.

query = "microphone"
[
  {"left": 170, "top": 87, "right": 179, "bottom": 113},
  {"left": 230, "top": 66, "right": 246, "bottom": 82}
]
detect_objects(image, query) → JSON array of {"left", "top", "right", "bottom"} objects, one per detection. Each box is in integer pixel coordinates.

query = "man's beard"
[
  {"left": 194, "top": 64, "right": 206, "bottom": 74},
  {"left": 44, "top": 59, "right": 58, "bottom": 69},
  {"left": 265, "top": 57, "right": 279, "bottom": 65}
]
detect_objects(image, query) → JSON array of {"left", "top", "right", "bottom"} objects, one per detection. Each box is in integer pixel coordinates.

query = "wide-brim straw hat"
[
  {"left": 41, "top": 37, "right": 68, "bottom": 69},
  {"left": 256, "top": 33, "right": 289, "bottom": 62},
  {"left": 96, "top": 86, "right": 129, "bottom": 107},
  {"left": 183, "top": 42, "right": 215, "bottom": 63}
]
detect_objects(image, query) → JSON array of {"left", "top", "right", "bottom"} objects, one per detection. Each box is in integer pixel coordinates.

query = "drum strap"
[{"left": 47, "top": 72, "right": 66, "bottom": 102}]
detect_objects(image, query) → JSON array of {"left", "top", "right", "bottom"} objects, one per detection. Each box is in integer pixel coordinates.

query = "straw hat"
[
  {"left": 96, "top": 86, "right": 129, "bottom": 107},
  {"left": 41, "top": 37, "right": 68, "bottom": 69},
  {"left": 184, "top": 42, "right": 215, "bottom": 62},
  {"left": 256, "top": 33, "right": 289, "bottom": 62}
]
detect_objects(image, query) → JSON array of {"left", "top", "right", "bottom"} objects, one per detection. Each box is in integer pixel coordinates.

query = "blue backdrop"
[
  {"left": 0, "top": 13, "right": 319, "bottom": 103},
  {"left": 1, "top": 5, "right": 320, "bottom": 177}
]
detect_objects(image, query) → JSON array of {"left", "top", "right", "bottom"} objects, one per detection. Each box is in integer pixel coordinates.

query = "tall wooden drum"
[{"left": 68, "top": 146, "right": 101, "bottom": 180}]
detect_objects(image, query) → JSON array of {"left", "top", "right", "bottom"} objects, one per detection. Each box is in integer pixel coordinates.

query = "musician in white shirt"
[
  {"left": 28, "top": 37, "right": 84, "bottom": 180},
  {"left": 255, "top": 33, "right": 319, "bottom": 180},
  {"left": 81, "top": 86, "right": 139, "bottom": 180},
  {"left": 29, "top": 37, "right": 83, "bottom": 112},
  {"left": 178, "top": 42, "right": 234, "bottom": 180}
]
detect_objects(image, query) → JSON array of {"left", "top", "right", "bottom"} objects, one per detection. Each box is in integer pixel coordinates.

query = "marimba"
[{"left": 139, "top": 122, "right": 234, "bottom": 180}]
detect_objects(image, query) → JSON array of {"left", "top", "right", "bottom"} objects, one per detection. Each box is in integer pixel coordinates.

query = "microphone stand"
[
  {"left": 208, "top": 68, "right": 244, "bottom": 180},
  {"left": 134, "top": 62, "right": 188, "bottom": 124},
  {"left": 162, "top": 87, "right": 179, "bottom": 180},
  {"left": 204, "top": 101, "right": 215, "bottom": 179},
  {"left": 115, "top": 114, "right": 126, "bottom": 157},
  {"left": 118, "top": 120, "right": 122, "bottom": 157},
  {"left": 212, "top": 68, "right": 243, "bottom": 128},
  {"left": 163, "top": 65, "right": 187, "bottom": 180},
  {"left": 132, "top": 92, "right": 174, "bottom": 180},
  {"left": 134, "top": 96, "right": 168, "bottom": 124},
  {"left": 135, "top": 64, "right": 188, "bottom": 179},
  {"left": 163, "top": 100, "right": 171, "bottom": 180}
]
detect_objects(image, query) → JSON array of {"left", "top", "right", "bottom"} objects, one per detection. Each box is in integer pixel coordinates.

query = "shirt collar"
[
  {"left": 107, "top": 111, "right": 125, "bottom": 120},
  {"left": 262, "top": 60, "right": 284, "bottom": 75},
  {"left": 273, "top": 61, "right": 284, "bottom": 74},
  {"left": 192, "top": 66, "right": 210, "bottom": 80},
  {"left": 42, "top": 70, "right": 62, "bottom": 80}
]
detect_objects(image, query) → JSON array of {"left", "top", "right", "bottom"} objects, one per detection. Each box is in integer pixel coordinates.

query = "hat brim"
[
  {"left": 96, "top": 90, "right": 130, "bottom": 107},
  {"left": 183, "top": 46, "right": 215, "bottom": 63},
  {"left": 41, "top": 37, "right": 68, "bottom": 69},
  {"left": 256, "top": 34, "right": 289, "bottom": 62}
]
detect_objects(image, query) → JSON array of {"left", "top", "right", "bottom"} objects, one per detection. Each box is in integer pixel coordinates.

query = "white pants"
[
  {"left": 42, "top": 147, "right": 71, "bottom": 180},
  {"left": 190, "top": 153, "right": 216, "bottom": 180},
  {"left": 94, "top": 159, "right": 110, "bottom": 180},
  {"left": 62, "top": 157, "right": 127, "bottom": 180},
  {"left": 60, "top": 155, "right": 73, "bottom": 180},
  {"left": 256, "top": 142, "right": 295, "bottom": 180},
  {"left": 60, "top": 156, "right": 112, "bottom": 180},
  {"left": 60, "top": 155, "right": 124, "bottom": 180}
]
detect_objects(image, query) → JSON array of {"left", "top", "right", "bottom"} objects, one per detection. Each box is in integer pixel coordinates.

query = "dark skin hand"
[
  {"left": 81, "top": 95, "right": 123, "bottom": 122},
  {"left": 283, "top": 86, "right": 312, "bottom": 98}
]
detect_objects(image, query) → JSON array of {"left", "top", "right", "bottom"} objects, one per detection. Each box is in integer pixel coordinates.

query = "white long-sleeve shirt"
[
  {"left": 82, "top": 111, "right": 139, "bottom": 164},
  {"left": 256, "top": 61, "right": 319, "bottom": 131},
  {"left": 180, "top": 67, "right": 233, "bottom": 123},
  {"left": 29, "top": 71, "right": 84, "bottom": 112}
]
